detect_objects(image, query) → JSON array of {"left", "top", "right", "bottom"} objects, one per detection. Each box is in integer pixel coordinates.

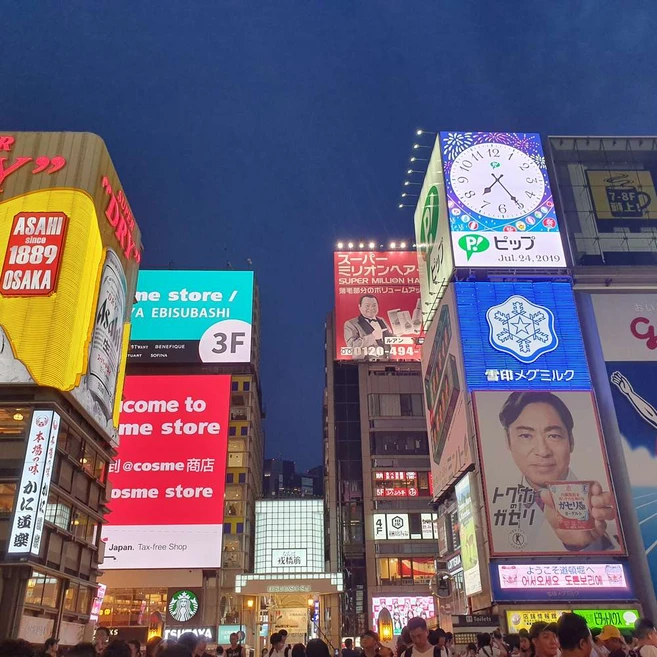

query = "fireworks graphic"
[
  {"left": 441, "top": 132, "right": 474, "bottom": 159},
  {"left": 507, "top": 133, "right": 541, "bottom": 155},
  {"left": 531, "top": 153, "right": 547, "bottom": 170},
  {"left": 473, "top": 132, "right": 511, "bottom": 145}
]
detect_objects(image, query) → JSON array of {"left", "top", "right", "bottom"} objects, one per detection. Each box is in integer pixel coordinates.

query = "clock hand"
[
  {"left": 492, "top": 174, "right": 523, "bottom": 207},
  {"left": 483, "top": 174, "right": 501, "bottom": 195}
]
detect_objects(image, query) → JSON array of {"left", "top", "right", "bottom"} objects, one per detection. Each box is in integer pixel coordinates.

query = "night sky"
[{"left": 4, "top": 1, "right": 657, "bottom": 469}]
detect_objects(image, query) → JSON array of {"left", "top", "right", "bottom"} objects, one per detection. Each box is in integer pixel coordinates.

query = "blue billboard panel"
[
  {"left": 128, "top": 270, "right": 254, "bottom": 363},
  {"left": 455, "top": 282, "right": 590, "bottom": 391}
]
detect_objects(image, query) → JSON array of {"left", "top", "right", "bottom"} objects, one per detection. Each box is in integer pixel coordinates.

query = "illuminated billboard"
[
  {"left": 0, "top": 132, "right": 143, "bottom": 444},
  {"left": 372, "top": 513, "right": 439, "bottom": 541},
  {"left": 473, "top": 390, "right": 624, "bottom": 557},
  {"left": 506, "top": 609, "right": 640, "bottom": 633},
  {"left": 102, "top": 374, "right": 230, "bottom": 568},
  {"left": 371, "top": 596, "right": 435, "bottom": 636},
  {"left": 455, "top": 474, "right": 482, "bottom": 596},
  {"left": 414, "top": 136, "right": 453, "bottom": 329},
  {"left": 254, "top": 499, "right": 324, "bottom": 574},
  {"left": 591, "top": 293, "right": 657, "bottom": 593},
  {"left": 421, "top": 285, "right": 473, "bottom": 496},
  {"left": 334, "top": 251, "right": 422, "bottom": 361},
  {"left": 455, "top": 282, "right": 591, "bottom": 391},
  {"left": 441, "top": 131, "right": 565, "bottom": 269},
  {"left": 491, "top": 562, "right": 632, "bottom": 602},
  {"left": 129, "top": 270, "right": 254, "bottom": 363}
]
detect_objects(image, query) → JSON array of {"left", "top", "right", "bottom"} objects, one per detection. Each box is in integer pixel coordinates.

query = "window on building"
[
  {"left": 25, "top": 571, "right": 61, "bottom": 608},
  {"left": 371, "top": 431, "right": 429, "bottom": 455},
  {"left": 240, "top": 426, "right": 248, "bottom": 436},
  {"left": 0, "top": 407, "right": 30, "bottom": 440},
  {"left": 0, "top": 483, "right": 16, "bottom": 513},
  {"left": 45, "top": 499, "right": 71, "bottom": 532},
  {"left": 226, "top": 473, "right": 234, "bottom": 484},
  {"left": 229, "top": 426, "right": 237, "bottom": 437},
  {"left": 223, "top": 523, "right": 232, "bottom": 534},
  {"left": 64, "top": 582, "right": 78, "bottom": 612},
  {"left": 400, "top": 394, "right": 424, "bottom": 417},
  {"left": 231, "top": 381, "right": 239, "bottom": 392},
  {"left": 236, "top": 522, "right": 244, "bottom": 534},
  {"left": 243, "top": 381, "right": 251, "bottom": 391},
  {"left": 376, "top": 558, "right": 436, "bottom": 586},
  {"left": 238, "top": 473, "right": 246, "bottom": 484}
]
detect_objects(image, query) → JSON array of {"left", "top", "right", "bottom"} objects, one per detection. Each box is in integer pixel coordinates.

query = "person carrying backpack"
[{"left": 404, "top": 618, "right": 445, "bottom": 657}]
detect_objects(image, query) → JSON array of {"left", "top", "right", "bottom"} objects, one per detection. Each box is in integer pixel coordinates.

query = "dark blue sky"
[{"left": 5, "top": 1, "right": 657, "bottom": 468}]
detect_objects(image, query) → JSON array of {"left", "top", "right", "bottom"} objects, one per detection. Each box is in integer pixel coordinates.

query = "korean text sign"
[
  {"left": 334, "top": 251, "right": 422, "bottom": 361},
  {"left": 129, "top": 270, "right": 254, "bottom": 363},
  {"left": 473, "top": 390, "right": 624, "bottom": 557},
  {"left": 455, "top": 282, "right": 591, "bottom": 391},
  {"left": 491, "top": 563, "right": 632, "bottom": 602},
  {"left": 102, "top": 374, "right": 230, "bottom": 569},
  {"left": 8, "top": 410, "right": 59, "bottom": 557},
  {"left": 591, "top": 293, "right": 657, "bottom": 593},
  {"left": 441, "top": 131, "right": 565, "bottom": 269}
]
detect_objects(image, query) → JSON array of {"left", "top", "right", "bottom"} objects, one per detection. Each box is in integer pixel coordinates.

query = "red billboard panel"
[
  {"left": 334, "top": 251, "right": 422, "bottom": 361},
  {"left": 102, "top": 374, "right": 231, "bottom": 569}
]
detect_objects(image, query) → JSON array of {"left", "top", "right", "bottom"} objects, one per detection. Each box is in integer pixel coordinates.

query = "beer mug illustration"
[
  {"left": 87, "top": 250, "right": 127, "bottom": 419},
  {"left": 605, "top": 174, "right": 652, "bottom": 217}
]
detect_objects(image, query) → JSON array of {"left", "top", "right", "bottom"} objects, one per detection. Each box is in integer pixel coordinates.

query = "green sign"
[
  {"left": 168, "top": 589, "right": 200, "bottom": 623},
  {"left": 457, "top": 234, "right": 490, "bottom": 261},
  {"left": 573, "top": 609, "right": 639, "bottom": 630}
]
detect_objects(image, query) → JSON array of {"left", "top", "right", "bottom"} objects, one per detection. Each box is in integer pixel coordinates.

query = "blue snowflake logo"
[{"left": 486, "top": 295, "right": 558, "bottom": 364}]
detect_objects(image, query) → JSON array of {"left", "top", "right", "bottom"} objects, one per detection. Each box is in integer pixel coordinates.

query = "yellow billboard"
[{"left": 0, "top": 132, "right": 142, "bottom": 443}]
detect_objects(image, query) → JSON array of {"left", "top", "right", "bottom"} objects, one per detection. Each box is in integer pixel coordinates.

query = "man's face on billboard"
[
  {"left": 506, "top": 402, "right": 572, "bottom": 488},
  {"left": 359, "top": 296, "right": 378, "bottom": 319}
]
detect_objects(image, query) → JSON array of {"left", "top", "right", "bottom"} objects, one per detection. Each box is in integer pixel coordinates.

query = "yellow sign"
[
  {"left": 506, "top": 610, "right": 565, "bottom": 633},
  {"left": 0, "top": 132, "right": 142, "bottom": 443},
  {"left": 587, "top": 170, "right": 657, "bottom": 221}
]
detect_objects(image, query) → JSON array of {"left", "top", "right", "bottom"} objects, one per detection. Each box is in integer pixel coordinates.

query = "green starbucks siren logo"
[
  {"left": 168, "top": 590, "right": 199, "bottom": 622},
  {"left": 419, "top": 185, "right": 441, "bottom": 286},
  {"left": 458, "top": 234, "right": 490, "bottom": 261}
]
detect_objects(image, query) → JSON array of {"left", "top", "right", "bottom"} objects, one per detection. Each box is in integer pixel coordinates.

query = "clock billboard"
[{"left": 440, "top": 131, "right": 566, "bottom": 269}]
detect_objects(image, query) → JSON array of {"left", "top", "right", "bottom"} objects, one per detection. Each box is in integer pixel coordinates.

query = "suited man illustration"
[{"left": 343, "top": 294, "right": 393, "bottom": 358}]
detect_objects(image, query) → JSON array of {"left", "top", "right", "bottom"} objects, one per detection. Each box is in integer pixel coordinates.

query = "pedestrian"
[
  {"left": 361, "top": 631, "right": 380, "bottom": 657},
  {"left": 195, "top": 637, "right": 212, "bottom": 657},
  {"left": 598, "top": 626, "right": 626, "bottom": 657},
  {"left": 178, "top": 633, "right": 199, "bottom": 656},
  {"left": 632, "top": 619, "right": 657, "bottom": 657},
  {"left": 146, "top": 637, "right": 163, "bottom": 657},
  {"left": 128, "top": 640, "right": 141, "bottom": 657},
  {"left": 226, "top": 632, "right": 245, "bottom": 657},
  {"left": 380, "top": 648, "right": 395, "bottom": 657},
  {"left": 292, "top": 644, "right": 307, "bottom": 657},
  {"left": 280, "top": 631, "right": 292, "bottom": 657},
  {"left": 95, "top": 628, "right": 111, "bottom": 655},
  {"left": 159, "top": 645, "right": 194, "bottom": 657},
  {"left": 0, "top": 639, "right": 34, "bottom": 657},
  {"left": 445, "top": 634, "right": 454, "bottom": 657},
  {"left": 307, "top": 639, "right": 332, "bottom": 657},
  {"left": 102, "top": 640, "right": 132, "bottom": 657},
  {"left": 343, "top": 639, "right": 359, "bottom": 657},
  {"left": 478, "top": 634, "right": 500, "bottom": 657},
  {"left": 68, "top": 644, "right": 97, "bottom": 657},
  {"left": 518, "top": 631, "right": 532, "bottom": 657},
  {"left": 528, "top": 623, "right": 559, "bottom": 657},
  {"left": 557, "top": 613, "right": 593, "bottom": 657},
  {"left": 270, "top": 634, "right": 286, "bottom": 657},
  {"left": 493, "top": 631, "right": 510, "bottom": 657},
  {"left": 403, "top": 617, "right": 436, "bottom": 657},
  {"left": 465, "top": 644, "right": 477, "bottom": 657},
  {"left": 40, "top": 638, "right": 59, "bottom": 656}
]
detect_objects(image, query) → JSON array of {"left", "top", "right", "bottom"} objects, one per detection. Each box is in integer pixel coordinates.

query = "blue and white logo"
[{"left": 486, "top": 295, "right": 558, "bottom": 364}]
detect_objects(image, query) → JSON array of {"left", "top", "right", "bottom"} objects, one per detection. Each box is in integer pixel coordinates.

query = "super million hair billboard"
[{"left": 0, "top": 132, "right": 143, "bottom": 445}]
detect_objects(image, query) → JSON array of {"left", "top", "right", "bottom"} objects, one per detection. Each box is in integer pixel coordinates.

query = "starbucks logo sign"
[{"left": 168, "top": 590, "right": 199, "bottom": 623}]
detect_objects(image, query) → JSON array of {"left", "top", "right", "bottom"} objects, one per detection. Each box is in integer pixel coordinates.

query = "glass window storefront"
[
  {"left": 25, "top": 571, "right": 61, "bottom": 609},
  {"left": 0, "top": 482, "right": 16, "bottom": 513},
  {"left": 376, "top": 557, "right": 436, "bottom": 586},
  {"left": 99, "top": 589, "right": 167, "bottom": 627}
]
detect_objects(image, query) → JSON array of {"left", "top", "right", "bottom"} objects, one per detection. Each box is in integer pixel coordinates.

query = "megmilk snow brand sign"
[
  {"left": 414, "top": 135, "right": 453, "bottom": 329},
  {"left": 491, "top": 562, "right": 632, "bottom": 602},
  {"left": 591, "top": 293, "right": 657, "bottom": 594},
  {"left": 129, "top": 270, "right": 254, "bottom": 363},
  {"left": 473, "top": 390, "right": 624, "bottom": 557},
  {"left": 102, "top": 375, "right": 230, "bottom": 568},
  {"left": 441, "top": 131, "right": 565, "bottom": 268},
  {"left": 421, "top": 284, "right": 473, "bottom": 496},
  {"left": 455, "top": 282, "right": 591, "bottom": 391},
  {"left": 334, "top": 250, "right": 422, "bottom": 361},
  {"left": 0, "top": 132, "right": 143, "bottom": 444},
  {"left": 8, "top": 410, "right": 59, "bottom": 557}
]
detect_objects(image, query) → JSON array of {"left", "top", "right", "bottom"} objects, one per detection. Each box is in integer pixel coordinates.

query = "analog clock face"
[{"left": 449, "top": 143, "right": 546, "bottom": 220}]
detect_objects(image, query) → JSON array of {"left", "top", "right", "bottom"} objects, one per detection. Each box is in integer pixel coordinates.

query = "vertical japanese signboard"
[
  {"left": 0, "top": 132, "right": 143, "bottom": 445},
  {"left": 591, "top": 293, "right": 657, "bottom": 591},
  {"left": 455, "top": 473, "right": 482, "bottom": 595},
  {"left": 8, "top": 410, "right": 60, "bottom": 556},
  {"left": 414, "top": 136, "right": 453, "bottom": 329},
  {"left": 334, "top": 251, "right": 422, "bottom": 361},
  {"left": 103, "top": 374, "right": 230, "bottom": 569}
]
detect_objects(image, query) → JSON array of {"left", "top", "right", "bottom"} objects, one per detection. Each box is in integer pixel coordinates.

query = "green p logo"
[{"left": 458, "top": 234, "right": 490, "bottom": 261}]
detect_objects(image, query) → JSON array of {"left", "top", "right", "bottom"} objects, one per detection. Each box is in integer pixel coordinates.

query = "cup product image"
[{"left": 548, "top": 481, "right": 595, "bottom": 530}]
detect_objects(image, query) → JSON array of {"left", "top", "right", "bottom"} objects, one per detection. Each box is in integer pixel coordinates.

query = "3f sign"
[
  {"left": 213, "top": 331, "right": 245, "bottom": 354},
  {"left": 199, "top": 319, "right": 252, "bottom": 363}
]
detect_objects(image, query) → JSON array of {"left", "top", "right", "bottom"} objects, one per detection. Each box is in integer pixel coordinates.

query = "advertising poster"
[
  {"left": 455, "top": 282, "right": 591, "bottom": 391},
  {"left": 506, "top": 609, "right": 639, "bottom": 633},
  {"left": 490, "top": 562, "right": 632, "bottom": 602},
  {"left": 592, "top": 293, "right": 657, "bottom": 592},
  {"left": 334, "top": 250, "right": 422, "bottom": 361},
  {"left": 414, "top": 136, "right": 454, "bottom": 330},
  {"left": 421, "top": 285, "right": 472, "bottom": 496},
  {"left": 102, "top": 374, "right": 230, "bottom": 568},
  {"left": 129, "top": 270, "right": 254, "bottom": 363},
  {"left": 0, "top": 132, "right": 143, "bottom": 444},
  {"left": 473, "top": 390, "right": 624, "bottom": 556},
  {"left": 440, "top": 132, "right": 565, "bottom": 269},
  {"left": 454, "top": 474, "right": 482, "bottom": 596},
  {"left": 371, "top": 596, "right": 435, "bottom": 636}
]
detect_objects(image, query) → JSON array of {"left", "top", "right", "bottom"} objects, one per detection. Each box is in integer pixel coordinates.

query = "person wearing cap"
[
  {"left": 599, "top": 626, "right": 626, "bottom": 657},
  {"left": 529, "top": 622, "right": 559, "bottom": 657},
  {"left": 556, "top": 614, "right": 593, "bottom": 657}
]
